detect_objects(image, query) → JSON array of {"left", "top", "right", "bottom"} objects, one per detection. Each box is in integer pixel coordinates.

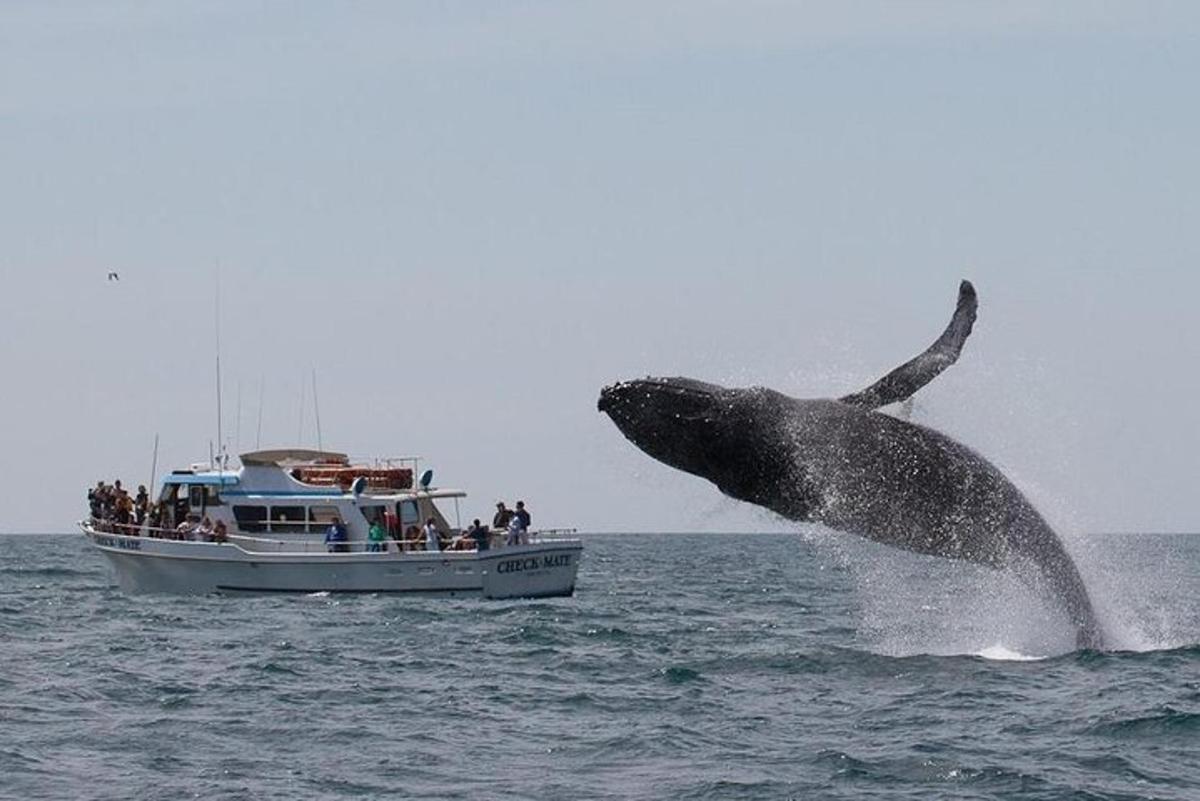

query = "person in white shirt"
[
  {"left": 195, "top": 516, "right": 215, "bottom": 542},
  {"left": 423, "top": 518, "right": 441, "bottom": 552},
  {"left": 505, "top": 514, "right": 524, "bottom": 547},
  {"left": 175, "top": 515, "right": 198, "bottom": 541}
]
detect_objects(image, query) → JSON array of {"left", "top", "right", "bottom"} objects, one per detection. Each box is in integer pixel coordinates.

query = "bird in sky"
[{"left": 107, "top": 272, "right": 119, "bottom": 281}]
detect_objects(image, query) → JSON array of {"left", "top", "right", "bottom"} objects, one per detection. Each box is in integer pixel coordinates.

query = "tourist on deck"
[
  {"left": 367, "top": 518, "right": 387, "bottom": 552},
  {"left": 147, "top": 503, "right": 163, "bottom": 537},
  {"left": 114, "top": 490, "right": 134, "bottom": 535},
  {"left": 212, "top": 519, "right": 229, "bottom": 544},
  {"left": 403, "top": 524, "right": 422, "bottom": 552},
  {"left": 100, "top": 482, "right": 116, "bottom": 520},
  {"left": 325, "top": 516, "right": 349, "bottom": 553},
  {"left": 383, "top": 507, "right": 399, "bottom": 541},
  {"left": 493, "top": 502, "right": 513, "bottom": 530},
  {"left": 514, "top": 501, "right": 531, "bottom": 534},
  {"left": 134, "top": 486, "right": 149, "bottom": 528},
  {"left": 176, "top": 514, "right": 198, "bottom": 541},
  {"left": 100, "top": 482, "right": 116, "bottom": 519},
  {"left": 423, "top": 517, "right": 441, "bottom": 552},
  {"left": 505, "top": 513, "right": 523, "bottom": 547},
  {"left": 87, "top": 481, "right": 105, "bottom": 519},
  {"left": 196, "top": 516, "right": 214, "bottom": 542},
  {"left": 468, "top": 519, "right": 490, "bottom": 552}
]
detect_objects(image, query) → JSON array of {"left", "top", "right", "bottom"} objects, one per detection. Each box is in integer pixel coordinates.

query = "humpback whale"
[{"left": 598, "top": 281, "right": 1105, "bottom": 650}]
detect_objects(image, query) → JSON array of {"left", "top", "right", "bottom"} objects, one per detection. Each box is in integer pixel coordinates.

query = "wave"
[
  {"left": 1088, "top": 707, "right": 1200, "bottom": 739},
  {"left": 0, "top": 566, "right": 94, "bottom": 578}
]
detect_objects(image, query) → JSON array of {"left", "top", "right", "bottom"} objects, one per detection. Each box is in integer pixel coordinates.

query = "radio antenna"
[
  {"left": 312, "top": 368, "right": 324, "bottom": 452},
  {"left": 255, "top": 374, "right": 264, "bottom": 449},
  {"left": 296, "top": 373, "right": 306, "bottom": 446},
  {"left": 234, "top": 379, "right": 242, "bottom": 455},
  {"left": 149, "top": 433, "right": 159, "bottom": 496},
  {"left": 214, "top": 266, "right": 224, "bottom": 471}
]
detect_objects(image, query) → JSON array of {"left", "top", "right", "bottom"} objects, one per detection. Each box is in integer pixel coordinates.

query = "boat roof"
[
  {"left": 167, "top": 472, "right": 241, "bottom": 487},
  {"left": 239, "top": 449, "right": 349, "bottom": 466}
]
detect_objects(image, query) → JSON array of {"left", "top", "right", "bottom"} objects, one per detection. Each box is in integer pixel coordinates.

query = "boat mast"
[
  {"left": 234, "top": 380, "right": 242, "bottom": 455},
  {"left": 296, "top": 374, "right": 306, "bottom": 446},
  {"left": 255, "top": 374, "right": 264, "bottom": 449},
  {"left": 149, "top": 433, "right": 159, "bottom": 496},
  {"left": 214, "top": 267, "right": 224, "bottom": 471},
  {"left": 312, "top": 368, "right": 323, "bottom": 453}
]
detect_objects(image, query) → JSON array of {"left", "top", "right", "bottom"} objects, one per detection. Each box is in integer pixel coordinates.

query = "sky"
[{"left": 1, "top": 2, "right": 1197, "bottom": 534}]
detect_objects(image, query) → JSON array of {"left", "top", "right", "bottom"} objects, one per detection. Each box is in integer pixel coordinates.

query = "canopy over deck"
[{"left": 239, "top": 449, "right": 349, "bottom": 466}]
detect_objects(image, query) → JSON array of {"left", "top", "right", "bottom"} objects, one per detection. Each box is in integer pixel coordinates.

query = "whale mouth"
[
  {"left": 598, "top": 377, "right": 734, "bottom": 475},
  {"left": 598, "top": 378, "right": 728, "bottom": 436}
]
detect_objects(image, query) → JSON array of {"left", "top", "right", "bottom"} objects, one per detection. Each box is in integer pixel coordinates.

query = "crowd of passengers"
[
  {"left": 86, "top": 479, "right": 228, "bottom": 542},
  {"left": 327, "top": 500, "right": 533, "bottom": 553}
]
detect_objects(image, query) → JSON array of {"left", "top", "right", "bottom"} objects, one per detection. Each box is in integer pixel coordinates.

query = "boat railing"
[
  {"left": 82, "top": 520, "right": 578, "bottom": 551},
  {"left": 346, "top": 456, "right": 422, "bottom": 472},
  {"left": 528, "top": 528, "right": 578, "bottom": 540},
  {"left": 83, "top": 520, "right": 232, "bottom": 541},
  {"left": 226, "top": 529, "right": 580, "bottom": 553}
]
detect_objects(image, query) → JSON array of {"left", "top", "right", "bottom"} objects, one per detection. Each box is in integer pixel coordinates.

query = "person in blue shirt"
[
  {"left": 514, "top": 501, "right": 531, "bottom": 534},
  {"left": 325, "top": 516, "right": 349, "bottom": 553}
]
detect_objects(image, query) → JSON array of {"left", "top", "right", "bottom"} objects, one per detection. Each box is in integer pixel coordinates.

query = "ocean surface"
[{"left": 1, "top": 531, "right": 1198, "bottom": 801}]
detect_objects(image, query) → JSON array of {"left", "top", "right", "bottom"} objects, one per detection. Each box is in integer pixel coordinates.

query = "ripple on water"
[{"left": 1088, "top": 707, "right": 1200, "bottom": 740}]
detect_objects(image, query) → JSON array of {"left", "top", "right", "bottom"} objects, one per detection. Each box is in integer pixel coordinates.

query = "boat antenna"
[
  {"left": 255, "top": 374, "right": 264, "bottom": 449},
  {"left": 234, "top": 379, "right": 242, "bottom": 456},
  {"left": 214, "top": 266, "right": 224, "bottom": 473},
  {"left": 296, "top": 374, "right": 306, "bottom": 446},
  {"left": 149, "top": 433, "right": 159, "bottom": 496},
  {"left": 311, "top": 368, "right": 323, "bottom": 453}
]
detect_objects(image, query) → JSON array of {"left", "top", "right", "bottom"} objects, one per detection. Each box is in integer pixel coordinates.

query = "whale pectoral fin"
[{"left": 839, "top": 280, "right": 978, "bottom": 410}]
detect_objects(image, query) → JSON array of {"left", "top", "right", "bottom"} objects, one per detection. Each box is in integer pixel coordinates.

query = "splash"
[
  {"left": 801, "top": 523, "right": 1200, "bottom": 657},
  {"left": 975, "top": 644, "right": 1045, "bottom": 661}
]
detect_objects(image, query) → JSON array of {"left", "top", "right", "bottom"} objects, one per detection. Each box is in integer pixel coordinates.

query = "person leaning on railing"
[
  {"left": 468, "top": 519, "right": 490, "bottom": 552},
  {"left": 367, "top": 518, "right": 386, "bottom": 552},
  {"left": 422, "top": 518, "right": 441, "bottom": 552},
  {"left": 324, "top": 516, "right": 349, "bottom": 553}
]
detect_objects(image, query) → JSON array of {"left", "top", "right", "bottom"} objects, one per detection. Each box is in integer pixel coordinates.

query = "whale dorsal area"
[{"left": 838, "top": 280, "right": 978, "bottom": 411}]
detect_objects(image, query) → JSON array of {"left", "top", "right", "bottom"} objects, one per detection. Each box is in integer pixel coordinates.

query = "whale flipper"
[{"left": 839, "top": 280, "right": 978, "bottom": 410}]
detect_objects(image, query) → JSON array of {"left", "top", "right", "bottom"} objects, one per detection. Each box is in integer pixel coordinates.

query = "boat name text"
[
  {"left": 94, "top": 534, "right": 141, "bottom": 551},
  {"left": 496, "top": 553, "right": 572, "bottom": 574}
]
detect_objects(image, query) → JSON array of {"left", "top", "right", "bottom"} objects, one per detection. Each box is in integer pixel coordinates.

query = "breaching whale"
[{"left": 598, "top": 281, "right": 1105, "bottom": 650}]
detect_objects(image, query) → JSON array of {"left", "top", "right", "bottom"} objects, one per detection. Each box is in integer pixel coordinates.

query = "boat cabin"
[{"left": 156, "top": 449, "right": 464, "bottom": 545}]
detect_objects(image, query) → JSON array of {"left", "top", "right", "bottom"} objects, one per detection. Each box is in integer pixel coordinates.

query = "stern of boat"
[{"left": 477, "top": 539, "right": 583, "bottom": 599}]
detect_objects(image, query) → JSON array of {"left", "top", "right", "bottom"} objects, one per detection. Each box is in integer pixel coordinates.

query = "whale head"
[{"left": 598, "top": 378, "right": 799, "bottom": 510}]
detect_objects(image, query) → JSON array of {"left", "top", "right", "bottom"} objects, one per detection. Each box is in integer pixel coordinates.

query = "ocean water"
[{"left": 2, "top": 532, "right": 1198, "bottom": 801}]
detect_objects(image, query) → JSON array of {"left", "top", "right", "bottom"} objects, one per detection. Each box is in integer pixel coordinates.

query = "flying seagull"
[{"left": 107, "top": 272, "right": 119, "bottom": 281}]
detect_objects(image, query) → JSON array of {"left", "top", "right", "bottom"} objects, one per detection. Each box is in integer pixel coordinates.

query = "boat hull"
[{"left": 81, "top": 527, "right": 582, "bottom": 598}]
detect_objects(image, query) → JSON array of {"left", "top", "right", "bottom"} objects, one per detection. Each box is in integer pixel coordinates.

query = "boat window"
[
  {"left": 232, "top": 505, "right": 267, "bottom": 533},
  {"left": 358, "top": 505, "right": 385, "bottom": 525},
  {"left": 398, "top": 500, "right": 420, "bottom": 527},
  {"left": 203, "top": 485, "right": 223, "bottom": 506},
  {"left": 189, "top": 486, "right": 205, "bottom": 508},
  {"left": 270, "top": 506, "right": 307, "bottom": 533},
  {"left": 308, "top": 506, "right": 340, "bottom": 533}
]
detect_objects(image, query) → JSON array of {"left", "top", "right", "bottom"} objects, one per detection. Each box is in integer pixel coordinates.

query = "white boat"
[{"left": 80, "top": 448, "right": 582, "bottom": 598}]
